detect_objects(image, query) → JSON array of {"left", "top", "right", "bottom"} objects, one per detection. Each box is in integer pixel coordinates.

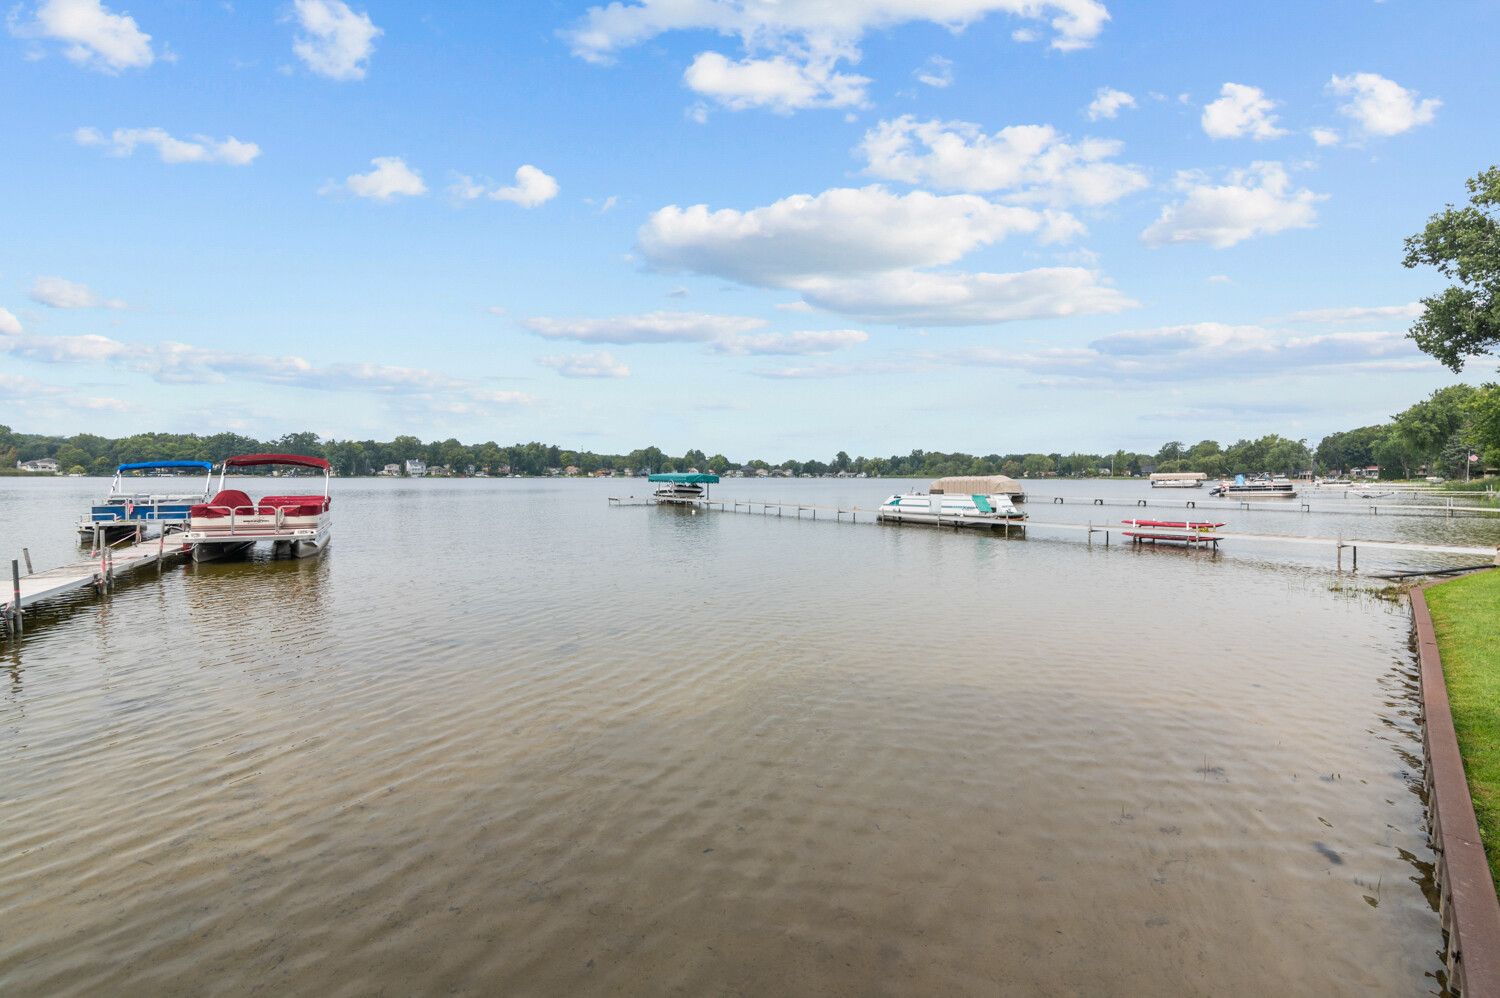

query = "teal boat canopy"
[{"left": 648, "top": 473, "right": 720, "bottom": 484}]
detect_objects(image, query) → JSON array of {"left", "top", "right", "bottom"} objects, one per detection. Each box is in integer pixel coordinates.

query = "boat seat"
[
  {"left": 260, "top": 495, "right": 331, "bottom": 515},
  {"left": 190, "top": 489, "right": 259, "bottom": 518}
]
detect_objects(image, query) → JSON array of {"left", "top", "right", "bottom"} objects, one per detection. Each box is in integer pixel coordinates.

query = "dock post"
[
  {"left": 10, "top": 560, "right": 21, "bottom": 636},
  {"left": 1353, "top": 546, "right": 1358, "bottom": 571},
  {"left": 22, "top": 548, "right": 33, "bottom": 575}
]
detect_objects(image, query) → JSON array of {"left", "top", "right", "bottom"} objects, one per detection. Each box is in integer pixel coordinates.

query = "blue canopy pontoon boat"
[{"left": 78, "top": 460, "right": 215, "bottom": 541}]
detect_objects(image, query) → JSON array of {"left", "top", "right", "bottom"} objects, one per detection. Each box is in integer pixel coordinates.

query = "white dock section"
[
  {"left": 609, "top": 494, "right": 1500, "bottom": 568},
  {"left": 2, "top": 535, "right": 189, "bottom": 638}
]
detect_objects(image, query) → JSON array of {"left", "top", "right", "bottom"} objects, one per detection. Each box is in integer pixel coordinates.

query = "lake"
[{"left": 4, "top": 475, "right": 1492, "bottom": 995}]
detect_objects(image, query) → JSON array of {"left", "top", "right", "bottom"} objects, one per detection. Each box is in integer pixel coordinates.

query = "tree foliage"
[{"left": 1404, "top": 165, "right": 1500, "bottom": 370}]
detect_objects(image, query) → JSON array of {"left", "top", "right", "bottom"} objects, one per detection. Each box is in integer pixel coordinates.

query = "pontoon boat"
[
  {"left": 77, "top": 460, "right": 214, "bottom": 543},
  {"left": 181, "top": 453, "right": 332, "bottom": 562},
  {"left": 1209, "top": 475, "right": 1298, "bottom": 499},
  {"left": 877, "top": 475, "right": 1028, "bottom": 528}
]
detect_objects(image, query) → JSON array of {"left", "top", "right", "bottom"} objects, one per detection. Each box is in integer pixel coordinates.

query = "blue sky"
[{"left": 2, "top": 0, "right": 1496, "bottom": 459}]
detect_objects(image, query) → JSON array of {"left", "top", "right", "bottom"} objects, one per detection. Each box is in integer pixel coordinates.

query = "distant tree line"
[{"left": 3, "top": 383, "right": 1497, "bottom": 479}]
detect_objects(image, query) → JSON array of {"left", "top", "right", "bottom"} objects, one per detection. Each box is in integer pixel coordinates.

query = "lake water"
[{"left": 4, "top": 475, "right": 1495, "bottom": 995}]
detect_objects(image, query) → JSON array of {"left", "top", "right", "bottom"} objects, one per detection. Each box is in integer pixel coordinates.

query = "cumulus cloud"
[
  {"left": 0, "top": 307, "right": 22, "bottom": 335},
  {"left": 929, "top": 322, "right": 1431, "bottom": 384},
  {"left": 0, "top": 324, "right": 532, "bottom": 412},
  {"left": 640, "top": 185, "right": 1061, "bottom": 286},
  {"left": 685, "top": 51, "right": 869, "bottom": 111},
  {"left": 73, "top": 126, "right": 261, "bottom": 165},
  {"left": 1141, "top": 162, "right": 1323, "bottom": 249},
  {"left": 750, "top": 360, "right": 913, "bottom": 379},
  {"left": 13, "top": 0, "right": 154, "bottom": 72},
  {"left": 859, "top": 116, "right": 1148, "bottom": 206},
  {"left": 329, "top": 156, "right": 427, "bottom": 200},
  {"left": 291, "top": 0, "right": 380, "bottom": 81},
  {"left": 1329, "top": 72, "right": 1440, "bottom": 138},
  {"left": 537, "top": 351, "right": 631, "bottom": 378},
  {"left": 30, "top": 276, "right": 127, "bottom": 309},
  {"left": 1285, "top": 302, "right": 1422, "bottom": 323},
  {"left": 915, "top": 54, "right": 953, "bottom": 88},
  {"left": 1310, "top": 127, "right": 1340, "bottom": 147},
  {"left": 452, "top": 165, "right": 560, "bottom": 207},
  {"left": 565, "top": 1, "right": 1110, "bottom": 62},
  {"left": 792, "top": 267, "right": 1135, "bottom": 326},
  {"left": 523, "top": 311, "right": 767, "bottom": 344},
  {"left": 1086, "top": 86, "right": 1135, "bottom": 120},
  {"left": 1201, "top": 83, "right": 1286, "bottom": 140},
  {"left": 637, "top": 185, "right": 1133, "bottom": 325},
  {"left": 565, "top": 1, "right": 1106, "bottom": 118}
]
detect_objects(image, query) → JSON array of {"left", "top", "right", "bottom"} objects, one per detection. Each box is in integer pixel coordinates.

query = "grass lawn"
[{"left": 1426, "top": 568, "right": 1500, "bottom": 891}]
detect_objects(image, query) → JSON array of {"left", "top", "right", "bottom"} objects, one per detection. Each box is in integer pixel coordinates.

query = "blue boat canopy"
[
  {"left": 648, "top": 472, "right": 719, "bottom": 484},
  {"left": 117, "top": 460, "right": 214, "bottom": 473}
]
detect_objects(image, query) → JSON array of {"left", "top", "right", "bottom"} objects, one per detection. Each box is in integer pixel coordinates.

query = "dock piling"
[
  {"left": 10, "top": 560, "right": 21, "bottom": 636},
  {"left": 22, "top": 548, "right": 33, "bottom": 575}
]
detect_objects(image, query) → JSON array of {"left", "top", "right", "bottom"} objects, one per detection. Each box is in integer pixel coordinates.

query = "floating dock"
[{"left": 2, "top": 534, "right": 188, "bottom": 639}]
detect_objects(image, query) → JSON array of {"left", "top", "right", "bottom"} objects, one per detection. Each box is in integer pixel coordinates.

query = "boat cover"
[
  {"left": 928, "top": 475, "right": 1022, "bottom": 495},
  {"left": 117, "top": 460, "right": 213, "bottom": 472},
  {"left": 648, "top": 473, "right": 719, "bottom": 484},
  {"left": 224, "top": 453, "right": 331, "bottom": 471}
]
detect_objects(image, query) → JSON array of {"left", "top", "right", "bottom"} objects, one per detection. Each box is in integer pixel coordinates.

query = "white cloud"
[
  {"left": 712, "top": 329, "right": 869, "bottom": 355},
  {"left": 750, "top": 360, "right": 913, "bottom": 379},
  {"left": 15, "top": 0, "right": 154, "bottom": 72},
  {"left": 1141, "top": 162, "right": 1323, "bottom": 249},
  {"left": 291, "top": 0, "right": 380, "bottom": 81},
  {"left": 637, "top": 185, "right": 1134, "bottom": 326},
  {"left": 793, "top": 267, "right": 1135, "bottom": 326},
  {"left": 1201, "top": 83, "right": 1286, "bottom": 140},
  {"left": 30, "top": 276, "right": 127, "bottom": 309},
  {"left": 915, "top": 55, "right": 953, "bottom": 88},
  {"left": 451, "top": 165, "right": 560, "bottom": 207},
  {"left": 0, "top": 324, "right": 533, "bottom": 411},
  {"left": 495, "top": 165, "right": 559, "bottom": 207},
  {"left": 1207, "top": 274, "right": 1232, "bottom": 284},
  {"left": 565, "top": 1, "right": 1110, "bottom": 62},
  {"left": 74, "top": 125, "right": 261, "bottom": 165},
  {"left": 775, "top": 300, "right": 815, "bottom": 312},
  {"left": 523, "top": 311, "right": 766, "bottom": 344},
  {"left": 640, "top": 185, "right": 1060, "bottom": 287},
  {"left": 1285, "top": 302, "right": 1422, "bottom": 323},
  {"left": 931, "top": 323, "right": 1431, "bottom": 383},
  {"left": 1329, "top": 72, "right": 1440, "bottom": 138},
  {"left": 859, "top": 116, "right": 1148, "bottom": 206},
  {"left": 566, "top": 2, "right": 1105, "bottom": 118},
  {"left": 1310, "top": 127, "right": 1340, "bottom": 147},
  {"left": 0, "top": 307, "right": 22, "bottom": 335},
  {"left": 685, "top": 51, "right": 869, "bottom": 112},
  {"left": 538, "top": 351, "right": 631, "bottom": 378},
  {"left": 332, "top": 156, "right": 427, "bottom": 200},
  {"left": 1086, "top": 86, "right": 1135, "bottom": 121}
]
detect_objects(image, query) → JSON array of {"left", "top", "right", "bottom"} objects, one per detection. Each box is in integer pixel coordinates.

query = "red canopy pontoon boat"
[{"left": 181, "top": 453, "right": 332, "bottom": 562}]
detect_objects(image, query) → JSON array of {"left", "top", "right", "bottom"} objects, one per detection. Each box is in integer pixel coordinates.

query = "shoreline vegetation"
[
  {"left": 1424, "top": 569, "right": 1500, "bottom": 892},
  {"left": 3, "top": 382, "right": 1498, "bottom": 480}
]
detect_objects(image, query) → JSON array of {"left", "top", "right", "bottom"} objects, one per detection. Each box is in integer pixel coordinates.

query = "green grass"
[{"left": 1426, "top": 569, "right": 1500, "bottom": 891}]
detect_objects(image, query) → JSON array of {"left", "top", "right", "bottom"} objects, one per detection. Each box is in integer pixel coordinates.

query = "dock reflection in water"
[{"left": 0, "top": 477, "right": 1468, "bottom": 996}]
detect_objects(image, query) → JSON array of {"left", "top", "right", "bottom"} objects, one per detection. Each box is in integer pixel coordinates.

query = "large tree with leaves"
[{"left": 1403, "top": 166, "right": 1500, "bottom": 370}]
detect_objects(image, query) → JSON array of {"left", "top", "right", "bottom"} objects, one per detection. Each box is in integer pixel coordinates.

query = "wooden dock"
[
  {"left": 610, "top": 494, "right": 1500, "bottom": 569},
  {"left": 2, "top": 534, "right": 189, "bottom": 639}
]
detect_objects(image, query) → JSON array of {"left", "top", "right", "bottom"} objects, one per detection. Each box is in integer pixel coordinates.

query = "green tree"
[{"left": 1404, "top": 166, "right": 1500, "bottom": 370}]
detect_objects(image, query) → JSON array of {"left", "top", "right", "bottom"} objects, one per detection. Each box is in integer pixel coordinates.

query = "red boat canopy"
[{"left": 224, "top": 453, "right": 331, "bottom": 471}]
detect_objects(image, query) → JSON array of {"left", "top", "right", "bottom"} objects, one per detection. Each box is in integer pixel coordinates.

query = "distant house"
[
  {"left": 380, "top": 463, "right": 401, "bottom": 477},
  {"left": 593, "top": 469, "right": 614, "bottom": 477},
  {"left": 563, "top": 465, "right": 581, "bottom": 476},
  {"left": 1352, "top": 465, "right": 1381, "bottom": 479},
  {"left": 405, "top": 459, "right": 427, "bottom": 477},
  {"left": 754, "top": 468, "right": 770, "bottom": 478},
  {"left": 772, "top": 467, "right": 793, "bottom": 477},
  {"left": 16, "top": 458, "right": 59, "bottom": 473}
]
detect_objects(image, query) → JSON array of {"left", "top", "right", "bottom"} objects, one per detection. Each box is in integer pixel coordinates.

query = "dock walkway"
[
  {"left": 2, "top": 535, "right": 188, "bottom": 638},
  {"left": 610, "top": 494, "right": 1500, "bottom": 568}
]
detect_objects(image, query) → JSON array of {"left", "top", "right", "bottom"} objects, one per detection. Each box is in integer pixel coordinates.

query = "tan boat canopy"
[
  {"left": 929, "top": 475, "right": 1023, "bottom": 495},
  {"left": 1149, "top": 472, "right": 1207, "bottom": 482}
]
